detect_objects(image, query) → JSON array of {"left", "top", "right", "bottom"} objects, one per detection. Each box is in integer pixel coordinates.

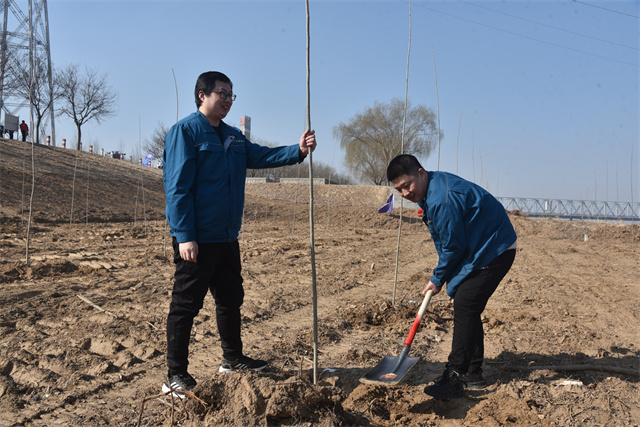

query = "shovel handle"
[{"left": 403, "top": 290, "right": 433, "bottom": 347}]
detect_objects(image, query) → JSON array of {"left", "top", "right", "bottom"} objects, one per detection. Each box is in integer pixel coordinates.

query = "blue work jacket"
[
  {"left": 163, "top": 111, "right": 301, "bottom": 243},
  {"left": 418, "top": 171, "right": 517, "bottom": 298}
]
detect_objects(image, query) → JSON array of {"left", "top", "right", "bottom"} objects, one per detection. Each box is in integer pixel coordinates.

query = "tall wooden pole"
[
  {"left": 392, "top": 0, "right": 411, "bottom": 306},
  {"left": 305, "top": 0, "right": 318, "bottom": 385}
]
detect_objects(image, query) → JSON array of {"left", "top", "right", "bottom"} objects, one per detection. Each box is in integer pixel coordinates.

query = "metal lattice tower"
[{"left": 0, "top": 0, "right": 55, "bottom": 145}]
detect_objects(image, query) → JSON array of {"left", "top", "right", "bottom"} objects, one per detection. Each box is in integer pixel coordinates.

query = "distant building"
[{"left": 239, "top": 115, "right": 251, "bottom": 140}]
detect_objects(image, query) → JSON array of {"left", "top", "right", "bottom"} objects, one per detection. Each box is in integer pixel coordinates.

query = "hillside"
[
  {"left": 0, "top": 138, "right": 166, "bottom": 223},
  {"left": 0, "top": 138, "right": 398, "bottom": 224}
]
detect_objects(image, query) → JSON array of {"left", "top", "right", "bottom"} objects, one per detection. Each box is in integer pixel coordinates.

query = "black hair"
[
  {"left": 194, "top": 71, "right": 233, "bottom": 108},
  {"left": 386, "top": 154, "right": 424, "bottom": 182}
]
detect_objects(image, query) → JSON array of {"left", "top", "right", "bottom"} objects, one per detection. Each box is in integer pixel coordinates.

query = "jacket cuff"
[
  {"left": 298, "top": 148, "right": 307, "bottom": 163},
  {"left": 430, "top": 275, "right": 443, "bottom": 288},
  {"left": 173, "top": 230, "right": 197, "bottom": 243}
]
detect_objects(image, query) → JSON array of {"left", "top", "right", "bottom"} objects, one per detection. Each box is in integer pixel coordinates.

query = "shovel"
[{"left": 360, "top": 289, "right": 434, "bottom": 385}]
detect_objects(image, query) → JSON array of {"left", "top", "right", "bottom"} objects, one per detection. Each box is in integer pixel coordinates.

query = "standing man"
[
  {"left": 387, "top": 154, "right": 517, "bottom": 399},
  {"left": 162, "top": 71, "right": 317, "bottom": 398},
  {"left": 19, "top": 120, "right": 28, "bottom": 142}
]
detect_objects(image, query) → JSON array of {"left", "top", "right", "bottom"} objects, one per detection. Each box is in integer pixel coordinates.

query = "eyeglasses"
[{"left": 212, "top": 90, "right": 236, "bottom": 101}]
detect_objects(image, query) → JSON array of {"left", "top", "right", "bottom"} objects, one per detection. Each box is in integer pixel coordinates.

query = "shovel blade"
[{"left": 360, "top": 355, "right": 420, "bottom": 386}]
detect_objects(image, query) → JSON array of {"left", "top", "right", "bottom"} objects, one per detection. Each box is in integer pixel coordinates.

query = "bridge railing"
[{"left": 496, "top": 197, "right": 639, "bottom": 222}]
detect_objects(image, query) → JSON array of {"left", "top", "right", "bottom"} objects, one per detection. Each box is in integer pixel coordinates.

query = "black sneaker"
[
  {"left": 424, "top": 368, "right": 465, "bottom": 399},
  {"left": 464, "top": 371, "right": 487, "bottom": 389},
  {"left": 219, "top": 355, "right": 268, "bottom": 373},
  {"left": 162, "top": 372, "right": 197, "bottom": 399}
]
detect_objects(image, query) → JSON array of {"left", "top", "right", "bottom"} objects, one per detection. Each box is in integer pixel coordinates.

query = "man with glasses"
[{"left": 162, "top": 71, "right": 317, "bottom": 398}]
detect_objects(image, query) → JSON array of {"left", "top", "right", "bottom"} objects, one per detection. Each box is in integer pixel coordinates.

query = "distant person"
[
  {"left": 386, "top": 154, "right": 517, "bottom": 399},
  {"left": 19, "top": 121, "right": 28, "bottom": 142},
  {"left": 7, "top": 129, "right": 14, "bottom": 139},
  {"left": 162, "top": 71, "right": 317, "bottom": 399}
]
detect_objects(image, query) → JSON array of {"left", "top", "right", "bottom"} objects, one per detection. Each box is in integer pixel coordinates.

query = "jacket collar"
[
  {"left": 417, "top": 171, "right": 431, "bottom": 209},
  {"left": 196, "top": 111, "right": 227, "bottom": 131}
]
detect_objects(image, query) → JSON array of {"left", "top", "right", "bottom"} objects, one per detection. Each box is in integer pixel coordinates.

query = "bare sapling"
[
  {"left": 25, "top": 72, "right": 36, "bottom": 264},
  {"left": 85, "top": 162, "right": 90, "bottom": 225},
  {"left": 139, "top": 116, "right": 147, "bottom": 235},
  {"left": 291, "top": 165, "right": 301, "bottom": 238},
  {"left": 0, "top": 150, "right": 3, "bottom": 209},
  {"left": 393, "top": 0, "right": 412, "bottom": 306},
  {"left": 353, "top": 192, "right": 357, "bottom": 233},
  {"left": 616, "top": 160, "right": 620, "bottom": 242},
  {"left": 21, "top": 146, "right": 26, "bottom": 226},
  {"left": 631, "top": 141, "right": 635, "bottom": 251},
  {"left": 141, "top": 171, "right": 147, "bottom": 235},
  {"left": 432, "top": 39, "right": 441, "bottom": 171},
  {"left": 69, "top": 146, "right": 80, "bottom": 239},
  {"left": 134, "top": 181, "right": 140, "bottom": 225},
  {"left": 456, "top": 112, "right": 462, "bottom": 175},
  {"left": 241, "top": 207, "right": 245, "bottom": 249},
  {"left": 594, "top": 166, "right": 598, "bottom": 235},
  {"left": 605, "top": 160, "right": 608, "bottom": 243},
  {"left": 472, "top": 132, "right": 476, "bottom": 184},
  {"left": 25, "top": 139, "right": 36, "bottom": 264},
  {"left": 325, "top": 140, "right": 337, "bottom": 239},
  {"left": 305, "top": 0, "right": 319, "bottom": 385},
  {"left": 165, "top": 68, "right": 180, "bottom": 258}
]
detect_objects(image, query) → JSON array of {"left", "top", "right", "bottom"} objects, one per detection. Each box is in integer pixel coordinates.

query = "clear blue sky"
[{"left": 18, "top": 1, "right": 640, "bottom": 201}]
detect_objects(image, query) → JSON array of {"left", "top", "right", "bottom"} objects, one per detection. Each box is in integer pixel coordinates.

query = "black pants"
[
  {"left": 448, "top": 249, "right": 516, "bottom": 375},
  {"left": 166, "top": 238, "right": 244, "bottom": 375}
]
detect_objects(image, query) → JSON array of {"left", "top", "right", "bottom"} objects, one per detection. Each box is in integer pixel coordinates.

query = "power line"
[
  {"left": 403, "top": 0, "right": 638, "bottom": 68},
  {"left": 460, "top": 0, "right": 638, "bottom": 51},
  {"left": 571, "top": 0, "right": 640, "bottom": 19}
]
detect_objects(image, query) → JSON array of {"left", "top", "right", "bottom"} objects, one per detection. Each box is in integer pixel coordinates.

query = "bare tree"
[
  {"left": 56, "top": 64, "right": 118, "bottom": 150},
  {"left": 333, "top": 98, "right": 439, "bottom": 185},
  {"left": 245, "top": 137, "right": 278, "bottom": 179},
  {"left": 244, "top": 137, "right": 352, "bottom": 183},
  {"left": 5, "top": 51, "right": 59, "bottom": 144},
  {"left": 243, "top": 136, "right": 352, "bottom": 183},
  {"left": 276, "top": 161, "right": 353, "bottom": 184},
  {"left": 143, "top": 122, "right": 170, "bottom": 158}
]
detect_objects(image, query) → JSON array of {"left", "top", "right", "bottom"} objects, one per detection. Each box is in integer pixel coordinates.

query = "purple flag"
[{"left": 378, "top": 194, "right": 394, "bottom": 213}]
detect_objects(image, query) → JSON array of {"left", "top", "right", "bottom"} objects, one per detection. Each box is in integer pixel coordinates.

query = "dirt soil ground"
[{"left": 1, "top": 139, "right": 639, "bottom": 426}]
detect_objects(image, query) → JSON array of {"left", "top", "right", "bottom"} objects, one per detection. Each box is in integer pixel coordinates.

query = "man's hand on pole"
[{"left": 299, "top": 129, "right": 316, "bottom": 156}]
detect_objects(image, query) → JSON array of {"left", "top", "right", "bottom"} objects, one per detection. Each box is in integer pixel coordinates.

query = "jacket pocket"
[
  {"left": 228, "top": 143, "right": 247, "bottom": 173},
  {"left": 196, "top": 143, "right": 226, "bottom": 178}
]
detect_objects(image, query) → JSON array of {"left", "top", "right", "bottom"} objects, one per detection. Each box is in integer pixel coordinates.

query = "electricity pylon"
[{"left": 0, "top": 0, "right": 55, "bottom": 145}]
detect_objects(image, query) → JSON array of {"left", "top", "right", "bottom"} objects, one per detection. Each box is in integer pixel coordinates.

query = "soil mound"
[{"left": 178, "top": 372, "right": 354, "bottom": 426}]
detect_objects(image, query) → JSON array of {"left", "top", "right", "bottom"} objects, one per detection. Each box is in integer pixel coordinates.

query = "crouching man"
[{"left": 387, "top": 154, "right": 516, "bottom": 399}]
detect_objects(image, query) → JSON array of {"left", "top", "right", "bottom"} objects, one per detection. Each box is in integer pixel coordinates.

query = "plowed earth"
[{"left": 1, "top": 139, "right": 638, "bottom": 426}]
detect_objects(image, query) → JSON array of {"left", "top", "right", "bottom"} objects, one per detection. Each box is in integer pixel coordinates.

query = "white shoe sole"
[{"left": 218, "top": 364, "right": 267, "bottom": 373}]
